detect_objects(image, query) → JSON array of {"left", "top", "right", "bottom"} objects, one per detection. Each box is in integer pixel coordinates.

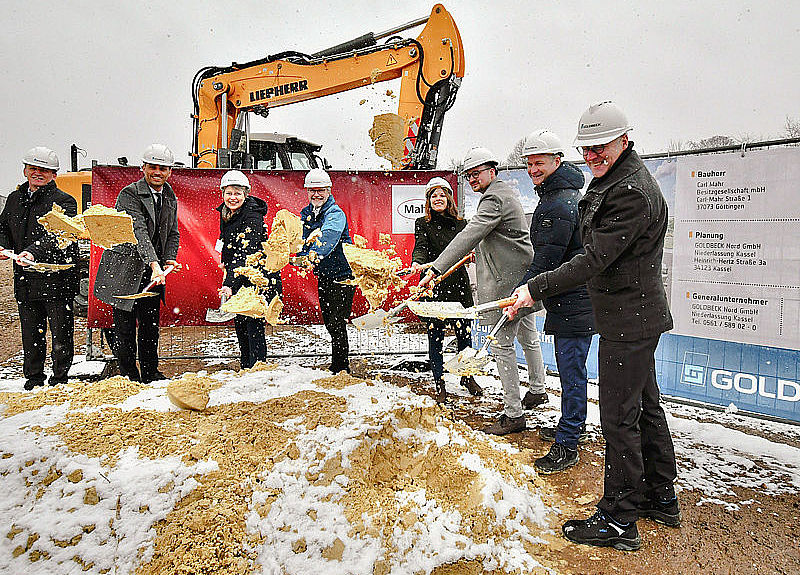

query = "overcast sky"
[{"left": 2, "top": 0, "right": 798, "bottom": 193}]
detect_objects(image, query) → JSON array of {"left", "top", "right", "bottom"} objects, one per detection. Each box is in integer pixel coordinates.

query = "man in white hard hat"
[
  {"left": 0, "top": 147, "right": 79, "bottom": 390},
  {"left": 420, "top": 147, "right": 546, "bottom": 435},
  {"left": 294, "top": 168, "right": 355, "bottom": 374},
  {"left": 94, "top": 144, "right": 180, "bottom": 383},
  {"left": 508, "top": 102, "right": 679, "bottom": 550},
  {"left": 518, "top": 130, "right": 596, "bottom": 475}
]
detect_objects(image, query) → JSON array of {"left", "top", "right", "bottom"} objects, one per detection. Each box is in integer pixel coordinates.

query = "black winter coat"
[
  {"left": 412, "top": 211, "right": 474, "bottom": 307},
  {"left": 526, "top": 144, "right": 673, "bottom": 342},
  {"left": 522, "top": 162, "right": 595, "bottom": 336},
  {"left": 0, "top": 181, "right": 78, "bottom": 301},
  {"left": 217, "top": 195, "right": 281, "bottom": 295}
]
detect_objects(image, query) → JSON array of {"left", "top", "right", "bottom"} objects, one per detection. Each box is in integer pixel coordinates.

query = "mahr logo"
[{"left": 680, "top": 351, "right": 800, "bottom": 402}]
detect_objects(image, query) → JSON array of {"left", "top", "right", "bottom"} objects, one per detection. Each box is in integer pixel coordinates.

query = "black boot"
[
  {"left": 434, "top": 379, "right": 447, "bottom": 403},
  {"left": 460, "top": 376, "right": 483, "bottom": 396}
]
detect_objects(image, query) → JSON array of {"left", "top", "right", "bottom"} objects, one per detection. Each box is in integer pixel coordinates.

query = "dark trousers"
[
  {"left": 113, "top": 295, "right": 161, "bottom": 382},
  {"left": 18, "top": 299, "right": 74, "bottom": 385},
  {"left": 553, "top": 335, "right": 592, "bottom": 449},
  {"left": 427, "top": 317, "right": 472, "bottom": 380},
  {"left": 234, "top": 314, "right": 266, "bottom": 369},
  {"left": 318, "top": 277, "right": 355, "bottom": 373},
  {"left": 596, "top": 335, "right": 677, "bottom": 524}
]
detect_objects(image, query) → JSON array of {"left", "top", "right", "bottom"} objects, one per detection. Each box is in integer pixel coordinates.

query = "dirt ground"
[{"left": 1, "top": 259, "right": 798, "bottom": 575}]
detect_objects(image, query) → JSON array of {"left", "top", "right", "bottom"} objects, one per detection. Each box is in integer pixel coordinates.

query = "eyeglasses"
[
  {"left": 577, "top": 143, "right": 608, "bottom": 156},
  {"left": 464, "top": 167, "right": 490, "bottom": 180}
]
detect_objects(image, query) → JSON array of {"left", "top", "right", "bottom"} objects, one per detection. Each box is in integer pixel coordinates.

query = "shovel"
[
  {"left": 444, "top": 313, "right": 509, "bottom": 376},
  {"left": 407, "top": 296, "right": 517, "bottom": 320},
  {"left": 1, "top": 249, "right": 75, "bottom": 272},
  {"left": 205, "top": 293, "right": 235, "bottom": 323},
  {"left": 115, "top": 264, "right": 175, "bottom": 300},
  {"left": 351, "top": 252, "right": 473, "bottom": 330}
]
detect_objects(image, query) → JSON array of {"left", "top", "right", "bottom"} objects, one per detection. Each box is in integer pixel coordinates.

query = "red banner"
[{"left": 87, "top": 167, "right": 457, "bottom": 327}]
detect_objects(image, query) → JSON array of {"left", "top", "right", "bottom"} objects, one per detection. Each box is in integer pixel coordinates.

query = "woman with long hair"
[{"left": 410, "top": 177, "right": 482, "bottom": 402}]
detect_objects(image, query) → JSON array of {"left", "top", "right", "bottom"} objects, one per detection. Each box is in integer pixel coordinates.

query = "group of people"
[{"left": 0, "top": 100, "right": 678, "bottom": 552}]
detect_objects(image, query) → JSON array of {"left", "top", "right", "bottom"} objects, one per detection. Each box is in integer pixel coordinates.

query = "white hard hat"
[
  {"left": 425, "top": 177, "right": 453, "bottom": 195},
  {"left": 23, "top": 146, "right": 59, "bottom": 170},
  {"left": 461, "top": 147, "right": 498, "bottom": 173},
  {"left": 220, "top": 170, "right": 250, "bottom": 190},
  {"left": 574, "top": 101, "right": 632, "bottom": 147},
  {"left": 304, "top": 168, "right": 332, "bottom": 188},
  {"left": 142, "top": 143, "right": 175, "bottom": 167},
  {"left": 522, "top": 130, "right": 564, "bottom": 156}
]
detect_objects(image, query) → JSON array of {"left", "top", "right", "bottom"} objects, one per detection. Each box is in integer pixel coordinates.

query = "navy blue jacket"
[
  {"left": 522, "top": 162, "right": 595, "bottom": 336},
  {"left": 217, "top": 195, "right": 281, "bottom": 294},
  {"left": 298, "top": 195, "right": 353, "bottom": 282}
]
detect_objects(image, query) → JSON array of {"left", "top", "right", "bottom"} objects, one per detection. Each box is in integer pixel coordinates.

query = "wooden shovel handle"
[
  {"left": 495, "top": 296, "right": 518, "bottom": 309},
  {"left": 412, "top": 252, "right": 473, "bottom": 302}
]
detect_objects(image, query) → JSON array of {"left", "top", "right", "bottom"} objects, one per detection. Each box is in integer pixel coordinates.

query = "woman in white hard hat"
[
  {"left": 216, "top": 170, "right": 281, "bottom": 368},
  {"left": 410, "top": 177, "right": 482, "bottom": 402}
]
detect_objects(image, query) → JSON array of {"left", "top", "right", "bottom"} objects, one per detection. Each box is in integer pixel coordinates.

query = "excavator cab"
[{"left": 231, "top": 132, "right": 328, "bottom": 170}]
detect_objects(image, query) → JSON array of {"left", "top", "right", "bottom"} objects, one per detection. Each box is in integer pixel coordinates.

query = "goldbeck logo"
[{"left": 681, "top": 352, "right": 799, "bottom": 402}]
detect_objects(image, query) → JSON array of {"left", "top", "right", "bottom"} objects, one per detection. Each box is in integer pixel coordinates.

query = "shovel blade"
[
  {"left": 115, "top": 291, "right": 159, "bottom": 300},
  {"left": 352, "top": 309, "right": 391, "bottom": 330},
  {"left": 205, "top": 309, "right": 235, "bottom": 323},
  {"left": 444, "top": 348, "right": 490, "bottom": 376},
  {"left": 407, "top": 301, "right": 473, "bottom": 319}
]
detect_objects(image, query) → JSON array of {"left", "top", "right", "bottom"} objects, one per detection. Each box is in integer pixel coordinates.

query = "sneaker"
[
  {"left": 460, "top": 376, "right": 483, "bottom": 396},
  {"left": 433, "top": 379, "right": 447, "bottom": 404},
  {"left": 639, "top": 496, "right": 681, "bottom": 527},
  {"left": 539, "top": 425, "right": 591, "bottom": 444},
  {"left": 562, "top": 510, "right": 641, "bottom": 551},
  {"left": 535, "top": 443, "right": 578, "bottom": 474},
  {"left": 522, "top": 391, "right": 548, "bottom": 409},
  {"left": 482, "top": 414, "right": 526, "bottom": 435}
]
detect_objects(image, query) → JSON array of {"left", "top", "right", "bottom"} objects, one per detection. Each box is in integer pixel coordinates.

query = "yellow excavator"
[
  {"left": 58, "top": 3, "right": 464, "bottom": 209},
  {"left": 192, "top": 3, "right": 464, "bottom": 170}
]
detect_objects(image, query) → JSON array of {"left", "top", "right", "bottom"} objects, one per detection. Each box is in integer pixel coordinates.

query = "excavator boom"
[{"left": 192, "top": 4, "right": 464, "bottom": 170}]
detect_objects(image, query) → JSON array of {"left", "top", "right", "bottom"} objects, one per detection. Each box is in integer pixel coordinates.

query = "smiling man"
[
  {"left": 0, "top": 147, "right": 79, "bottom": 390},
  {"left": 508, "top": 102, "right": 679, "bottom": 550},
  {"left": 295, "top": 168, "right": 355, "bottom": 374},
  {"left": 420, "top": 147, "right": 546, "bottom": 436},
  {"left": 518, "top": 130, "right": 595, "bottom": 474},
  {"left": 94, "top": 144, "right": 180, "bottom": 384}
]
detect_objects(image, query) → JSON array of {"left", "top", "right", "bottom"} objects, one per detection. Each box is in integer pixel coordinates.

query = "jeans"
[
  {"left": 427, "top": 317, "right": 472, "bottom": 380},
  {"left": 596, "top": 335, "right": 678, "bottom": 523},
  {"left": 234, "top": 315, "right": 266, "bottom": 369},
  {"left": 553, "top": 335, "right": 592, "bottom": 449},
  {"left": 491, "top": 312, "right": 546, "bottom": 418}
]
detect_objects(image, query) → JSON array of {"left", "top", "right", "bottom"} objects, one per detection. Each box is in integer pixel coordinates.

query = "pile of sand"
[
  {"left": 0, "top": 369, "right": 556, "bottom": 574},
  {"left": 342, "top": 235, "right": 404, "bottom": 309}
]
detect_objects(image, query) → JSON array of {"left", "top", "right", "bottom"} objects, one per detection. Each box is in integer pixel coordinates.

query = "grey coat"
[
  {"left": 94, "top": 178, "right": 180, "bottom": 312},
  {"left": 431, "top": 177, "right": 537, "bottom": 324},
  {"left": 526, "top": 146, "right": 673, "bottom": 341}
]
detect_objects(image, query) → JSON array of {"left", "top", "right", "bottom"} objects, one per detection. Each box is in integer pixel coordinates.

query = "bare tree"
[
  {"left": 687, "top": 135, "right": 737, "bottom": 150},
  {"left": 505, "top": 137, "right": 527, "bottom": 167},
  {"left": 667, "top": 139, "right": 685, "bottom": 153},
  {"left": 785, "top": 116, "right": 800, "bottom": 138}
]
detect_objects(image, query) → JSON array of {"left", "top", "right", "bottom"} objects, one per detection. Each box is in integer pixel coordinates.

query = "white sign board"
[
  {"left": 670, "top": 147, "right": 800, "bottom": 350},
  {"left": 391, "top": 184, "right": 426, "bottom": 234}
]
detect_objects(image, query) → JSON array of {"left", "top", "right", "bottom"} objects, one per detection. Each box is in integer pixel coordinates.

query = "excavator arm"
[{"left": 192, "top": 4, "right": 464, "bottom": 170}]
